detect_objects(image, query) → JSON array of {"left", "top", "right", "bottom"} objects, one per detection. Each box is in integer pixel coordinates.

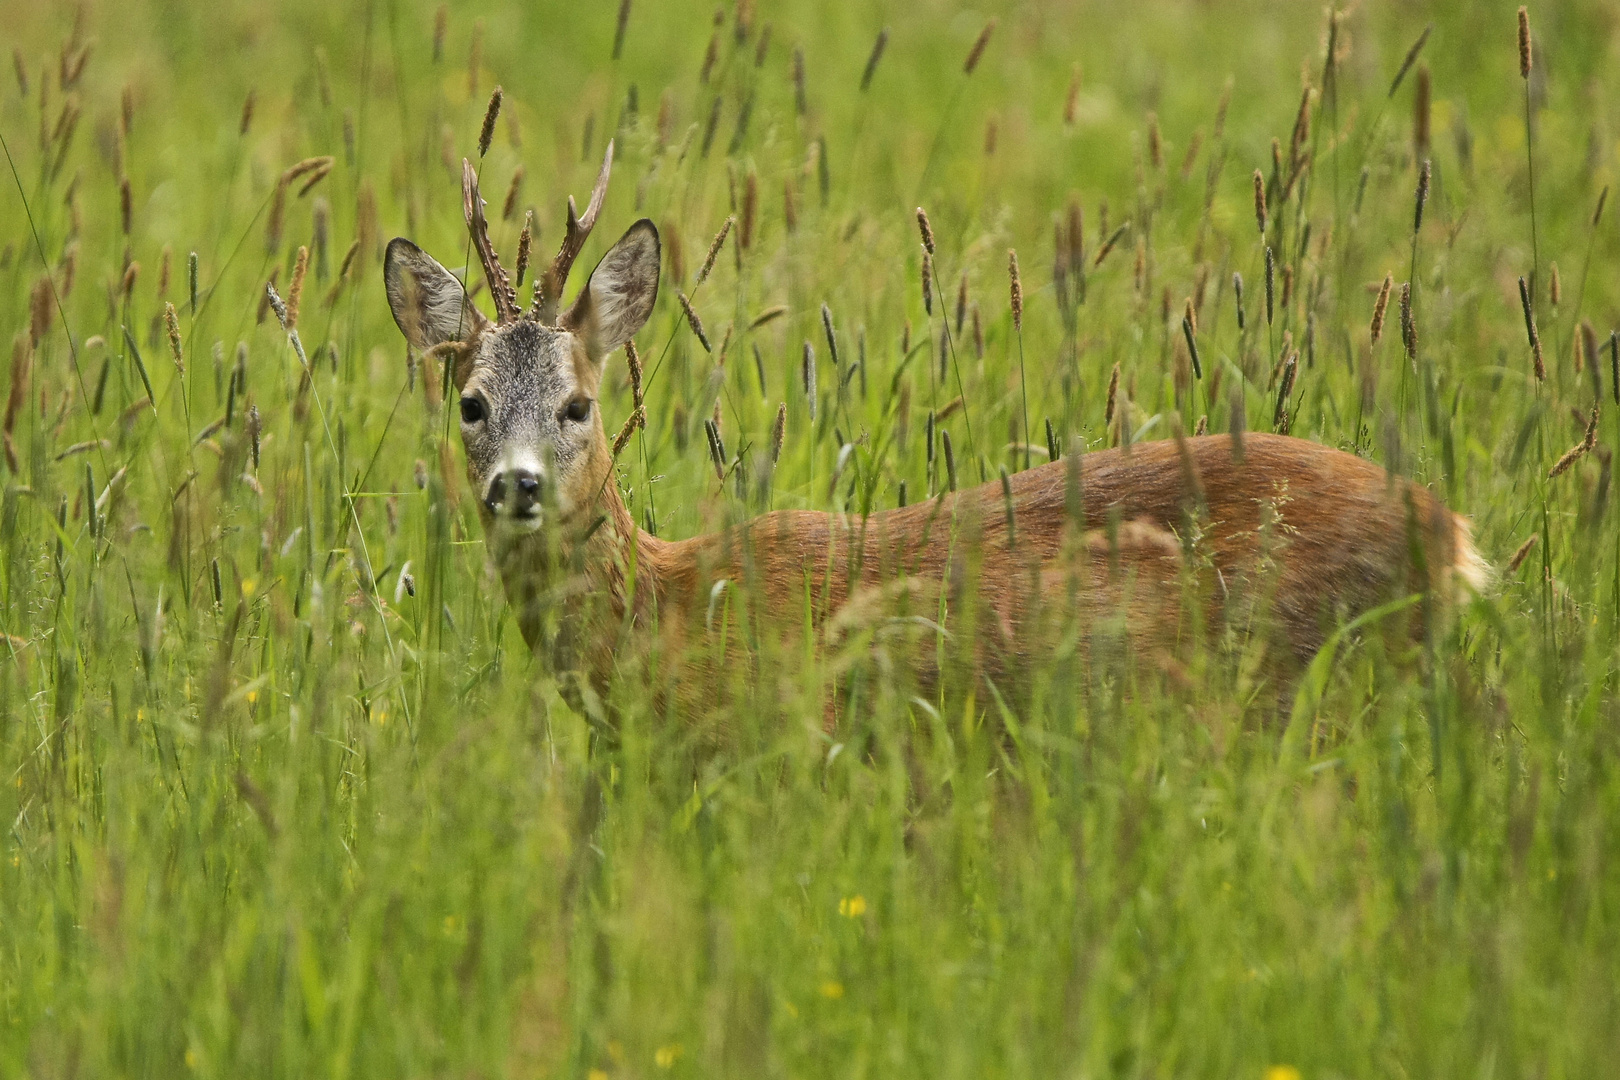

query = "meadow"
[{"left": 3, "top": 0, "right": 1620, "bottom": 1075}]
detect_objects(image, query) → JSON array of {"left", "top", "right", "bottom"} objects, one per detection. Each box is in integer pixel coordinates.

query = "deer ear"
[
  {"left": 385, "top": 238, "right": 490, "bottom": 350},
  {"left": 561, "top": 220, "right": 660, "bottom": 363}
]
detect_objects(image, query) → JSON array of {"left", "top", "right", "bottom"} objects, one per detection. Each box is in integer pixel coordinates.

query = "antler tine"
[
  {"left": 535, "top": 139, "right": 615, "bottom": 324},
  {"left": 462, "top": 159, "right": 521, "bottom": 324}
]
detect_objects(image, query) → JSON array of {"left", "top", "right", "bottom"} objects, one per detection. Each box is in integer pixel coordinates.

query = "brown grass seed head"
[
  {"left": 1518, "top": 7, "right": 1532, "bottom": 79},
  {"left": 1008, "top": 249, "right": 1023, "bottom": 331},
  {"left": 696, "top": 216, "right": 733, "bottom": 286},
  {"left": 515, "top": 211, "right": 533, "bottom": 287},
  {"left": 677, "top": 292, "right": 710, "bottom": 351},
  {"left": 861, "top": 28, "right": 889, "bottom": 92},
  {"left": 477, "top": 86, "right": 502, "bottom": 158},
  {"left": 963, "top": 20, "right": 996, "bottom": 75},
  {"left": 1370, "top": 273, "right": 1392, "bottom": 345}
]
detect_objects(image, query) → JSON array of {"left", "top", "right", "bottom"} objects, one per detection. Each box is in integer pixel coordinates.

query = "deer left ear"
[{"left": 561, "top": 220, "right": 660, "bottom": 363}]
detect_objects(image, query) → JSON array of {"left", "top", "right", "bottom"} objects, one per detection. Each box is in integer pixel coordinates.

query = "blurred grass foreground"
[{"left": 3, "top": 0, "right": 1620, "bottom": 1076}]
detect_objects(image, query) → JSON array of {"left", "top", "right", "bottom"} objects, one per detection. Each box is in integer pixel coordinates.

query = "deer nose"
[{"left": 511, "top": 469, "right": 542, "bottom": 515}]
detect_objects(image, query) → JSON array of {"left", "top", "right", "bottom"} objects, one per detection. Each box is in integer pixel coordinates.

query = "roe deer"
[{"left": 385, "top": 146, "right": 1488, "bottom": 715}]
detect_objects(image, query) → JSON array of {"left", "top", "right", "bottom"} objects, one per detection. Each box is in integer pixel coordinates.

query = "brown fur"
[{"left": 497, "top": 432, "right": 1478, "bottom": 715}]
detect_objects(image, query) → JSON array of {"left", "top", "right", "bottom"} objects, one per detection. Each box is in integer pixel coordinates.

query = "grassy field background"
[{"left": 3, "top": 0, "right": 1620, "bottom": 1075}]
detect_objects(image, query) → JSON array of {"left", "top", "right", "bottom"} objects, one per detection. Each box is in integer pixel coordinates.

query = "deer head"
[{"left": 384, "top": 141, "right": 659, "bottom": 543}]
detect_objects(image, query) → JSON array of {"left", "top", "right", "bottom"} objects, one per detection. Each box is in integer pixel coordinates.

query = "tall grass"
[{"left": 1, "top": 0, "right": 1618, "bottom": 1076}]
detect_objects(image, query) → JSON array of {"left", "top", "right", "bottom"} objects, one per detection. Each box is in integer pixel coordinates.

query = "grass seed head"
[
  {"left": 1579, "top": 321, "right": 1597, "bottom": 378},
  {"left": 613, "top": 0, "right": 631, "bottom": 59},
  {"left": 1182, "top": 304, "right": 1202, "bottom": 379},
  {"left": 478, "top": 86, "right": 502, "bottom": 158},
  {"left": 1518, "top": 7, "right": 1531, "bottom": 79},
  {"left": 1389, "top": 23, "right": 1432, "bottom": 98},
  {"left": 246, "top": 404, "right": 261, "bottom": 469},
  {"left": 770, "top": 402, "right": 786, "bottom": 462},
  {"left": 502, "top": 165, "right": 523, "bottom": 221},
  {"left": 754, "top": 22, "right": 772, "bottom": 67},
  {"left": 1105, "top": 361, "right": 1120, "bottom": 426},
  {"left": 921, "top": 250, "right": 934, "bottom": 316},
  {"left": 821, "top": 303, "right": 839, "bottom": 369},
  {"left": 286, "top": 245, "right": 308, "bottom": 330},
  {"left": 1370, "top": 273, "right": 1393, "bottom": 345},
  {"left": 1549, "top": 262, "right": 1561, "bottom": 307},
  {"left": 963, "top": 19, "right": 996, "bottom": 75},
  {"left": 1608, "top": 330, "right": 1620, "bottom": 406},
  {"left": 1549, "top": 408, "right": 1599, "bottom": 477},
  {"left": 1252, "top": 169, "right": 1267, "bottom": 235},
  {"left": 121, "top": 261, "right": 140, "bottom": 308},
  {"left": 801, "top": 340, "right": 817, "bottom": 419},
  {"left": 266, "top": 281, "right": 289, "bottom": 330},
  {"left": 1274, "top": 351, "right": 1297, "bottom": 428},
  {"left": 29, "top": 277, "right": 52, "bottom": 345},
  {"left": 1400, "top": 282, "right": 1416, "bottom": 360},
  {"left": 696, "top": 216, "right": 733, "bottom": 285},
  {"left": 678, "top": 292, "right": 711, "bottom": 351},
  {"left": 860, "top": 28, "right": 888, "bottom": 91},
  {"left": 793, "top": 46, "right": 807, "bottom": 115},
  {"left": 1066, "top": 198, "right": 1084, "bottom": 271},
  {"left": 1507, "top": 534, "right": 1538, "bottom": 573},
  {"left": 915, "top": 207, "right": 935, "bottom": 255},
  {"left": 704, "top": 417, "right": 726, "bottom": 479},
  {"left": 164, "top": 302, "right": 184, "bottom": 374},
  {"left": 741, "top": 170, "right": 757, "bottom": 249},
  {"left": 515, "top": 211, "right": 532, "bottom": 287},
  {"left": 433, "top": 5, "right": 448, "bottom": 61},
  {"left": 1289, "top": 86, "right": 1310, "bottom": 163},
  {"left": 1264, "top": 246, "right": 1275, "bottom": 325},
  {"left": 264, "top": 177, "right": 287, "bottom": 254},
  {"left": 700, "top": 28, "right": 720, "bottom": 84},
  {"left": 1064, "top": 64, "right": 1081, "bottom": 126},
  {"left": 1414, "top": 159, "right": 1431, "bottom": 235},
  {"left": 1517, "top": 276, "right": 1545, "bottom": 380},
  {"left": 1008, "top": 249, "right": 1023, "bottom": 331}
]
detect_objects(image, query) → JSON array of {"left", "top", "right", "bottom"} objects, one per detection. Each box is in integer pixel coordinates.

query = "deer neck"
[{"left": 493, "top": 465, "right": 664, "bottom": 671}]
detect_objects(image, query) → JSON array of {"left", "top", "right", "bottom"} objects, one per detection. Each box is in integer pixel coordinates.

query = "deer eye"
[
  {"left": 562, "top": 397, "right": 592, "bottom": 424},
  {"left": 459, "top": 396, "right": 486, "bottom": 424}
]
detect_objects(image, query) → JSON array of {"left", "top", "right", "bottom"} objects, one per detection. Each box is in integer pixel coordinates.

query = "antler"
[
  {"left": 533, "top": 139, "right": 615, "bottom": 325},
  {"left": 462, "top": 159, "right": 521, "bottom": 324}
]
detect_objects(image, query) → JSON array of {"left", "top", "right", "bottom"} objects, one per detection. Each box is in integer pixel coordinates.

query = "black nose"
[
  {"left": 512, "top": 470, "right": 541, "bottom": 514},
  {"left": 487, "top": 469, "right": 542, "bottom": 516}
]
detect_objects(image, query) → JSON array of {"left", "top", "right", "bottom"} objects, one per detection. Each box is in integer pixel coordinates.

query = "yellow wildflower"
[
  {"left": 1264, "top": 1067, "right": 1301, "bottom": 1080},
  {"left": 654, "top": 1044, "right": 683, "bottom": 1069},
  {"left": 819, "top": 980, "right": 845, "bottom": 1000},
  {"left": 838, "top": 895, "right": 867, "bottom": 917}
]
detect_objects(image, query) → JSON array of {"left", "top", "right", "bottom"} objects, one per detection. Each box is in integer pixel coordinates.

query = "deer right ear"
[
  {"left": 385, "top": 238, "right": 490, "bottom": 351},
  {"left": 561, "top": 220, "right": 661, "bottom": 363}
]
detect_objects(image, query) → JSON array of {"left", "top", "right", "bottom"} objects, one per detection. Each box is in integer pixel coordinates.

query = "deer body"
[
  {"left": 490, "top": 431, "right": 1481, "bottom": 711},
  {"left": 386, "top": 148, "right": 1484, "bottom": 715}
]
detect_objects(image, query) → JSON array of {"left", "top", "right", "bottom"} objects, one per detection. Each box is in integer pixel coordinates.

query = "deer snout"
[{"left": 485, "top": 468, "right": 544, "bottom": 517}]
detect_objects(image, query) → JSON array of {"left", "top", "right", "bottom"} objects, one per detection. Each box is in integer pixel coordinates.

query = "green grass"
[{"left": 3, "top": 0, "right": 1620, "bottom": 1075}]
